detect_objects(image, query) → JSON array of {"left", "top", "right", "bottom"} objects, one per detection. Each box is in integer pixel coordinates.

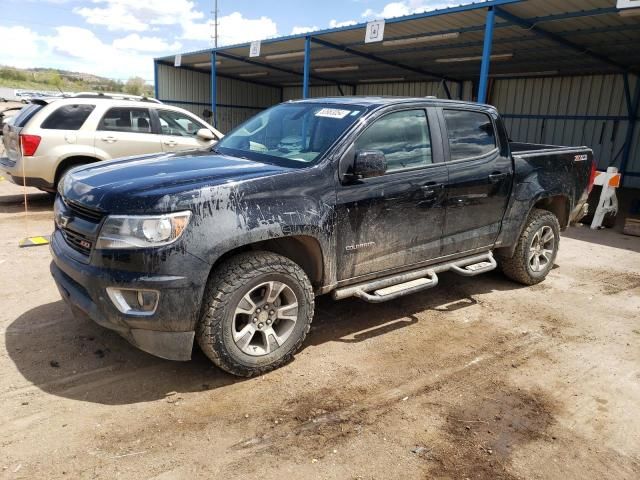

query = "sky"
[{"left": 0, "top": 0, "right": 481, "bottom": 82}]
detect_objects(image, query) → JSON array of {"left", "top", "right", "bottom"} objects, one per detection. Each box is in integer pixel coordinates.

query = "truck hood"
[{"left": 61, "top": 150, "right": 292, "bottom": 213}]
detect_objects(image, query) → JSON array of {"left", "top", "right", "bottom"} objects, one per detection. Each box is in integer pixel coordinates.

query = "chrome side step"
[{"left": 333, "top": 252, "right": 497, "bottom": 303}]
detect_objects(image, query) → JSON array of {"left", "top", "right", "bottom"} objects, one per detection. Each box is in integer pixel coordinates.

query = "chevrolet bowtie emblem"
[{"left": 58, "top": 215, "right": 71, "bottom": 228}]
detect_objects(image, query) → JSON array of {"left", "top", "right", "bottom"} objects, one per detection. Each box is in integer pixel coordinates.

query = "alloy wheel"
[
  {"left": 232, "top": 281, "right": 299, "bottom": 356},
  {"left": 528, "top": 225, "right": 555, "bottom": 272}
]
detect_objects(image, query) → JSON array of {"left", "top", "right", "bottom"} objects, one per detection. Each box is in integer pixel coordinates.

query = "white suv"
[{"left": 1, "top": 93, "right": 222, "bottom": 192}]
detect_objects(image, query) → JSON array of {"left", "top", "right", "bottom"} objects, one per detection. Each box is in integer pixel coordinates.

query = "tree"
[
  {"left": 46, "top": 71, "right": 63, "bottom": 89},
  {"left": 124, "top": 76, "right": 147, "bottom": 96}
]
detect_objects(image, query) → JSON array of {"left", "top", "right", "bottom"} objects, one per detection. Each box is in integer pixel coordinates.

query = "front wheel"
[
  {"left": 197, "top": 251, "right": 314, "bottom": 377},
  {"left": 499, "top": 208, "right": 560, "bottom": 285}
]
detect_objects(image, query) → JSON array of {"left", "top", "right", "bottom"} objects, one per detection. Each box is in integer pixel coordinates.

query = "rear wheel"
[
  {"left": 197, "top": 251, "right": 314, "bottom": 377},
  {"left": 499, "top": 208, "right": 560, "bottom": 285}
]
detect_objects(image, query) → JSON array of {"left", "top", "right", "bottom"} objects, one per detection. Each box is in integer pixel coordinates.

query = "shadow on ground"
[
  {"left": 563, "top": 224, "right": 640, "bottom": 253},
  {"left": 0, "top": 192, "right": 54, "bottom": 214},
  {"left": 5, "top": 270, "right": 525, "bottom": 405}
]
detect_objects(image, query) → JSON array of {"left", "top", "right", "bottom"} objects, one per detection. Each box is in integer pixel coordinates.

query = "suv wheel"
[
  {"left": 197, "top": 251, "right": 314, "bottom": 377},
  {"left": 499, "top": 208, "right": 560, "bottom": 285}
]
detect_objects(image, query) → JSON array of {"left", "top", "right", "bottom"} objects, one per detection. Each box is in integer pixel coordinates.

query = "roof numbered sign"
[
  {"left": 365, "top": 19, "right": 385, "bottom": 43},
  {"left": 617, "top": 0, "right": 640, "bottom": 8},
  {"left": 249, "top": 40, "right": 261, "bottom": 58}
]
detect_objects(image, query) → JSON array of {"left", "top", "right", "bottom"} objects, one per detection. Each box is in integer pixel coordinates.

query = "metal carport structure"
[{"left": 154, "top": 0, "right": 640, "bottom": 186}]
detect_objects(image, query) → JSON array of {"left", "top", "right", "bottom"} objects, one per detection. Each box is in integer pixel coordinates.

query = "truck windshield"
[{"left": 215, "top": 103, "right": 366, "bottom": 166}]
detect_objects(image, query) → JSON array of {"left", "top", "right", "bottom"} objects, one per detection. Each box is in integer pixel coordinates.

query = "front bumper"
[{"left": 50, "top": 229, "right": 210, "bottom": 361}]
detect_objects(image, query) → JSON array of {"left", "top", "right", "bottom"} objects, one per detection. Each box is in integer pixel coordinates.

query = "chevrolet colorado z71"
[{"left": 50, "top": 97, "right": 596, "bottom": 376}]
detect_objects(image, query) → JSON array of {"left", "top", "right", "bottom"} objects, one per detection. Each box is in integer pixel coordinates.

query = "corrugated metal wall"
[
  {"left": 158, "top": 64, "right": 639, "bottom": 186},
  {"left": 282, "top": 81, "right": 473, "bottom": 102},
  {"left": 282, "top": 85, "right": 355, "bottom": 101},
  {"left": 156, "top": 63, "right": 280, "bottom": 133},
  {"left": 490, "top": 73, "right": 640, "bottom": 186},
  {"left": 356, "top": 81, "right": 471, "bottom": 100}
]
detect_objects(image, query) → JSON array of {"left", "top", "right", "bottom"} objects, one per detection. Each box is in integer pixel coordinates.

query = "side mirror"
[
  {"left": 352, "top": 150, "right": 387, "bottom": 179},
  {"left": 196, "top": 128, "right": 216, "bottom": 141}
]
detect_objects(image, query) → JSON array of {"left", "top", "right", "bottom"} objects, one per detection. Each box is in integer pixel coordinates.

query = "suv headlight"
[{"left": 96, "top": 211, "right": 192, "bottom": 249}]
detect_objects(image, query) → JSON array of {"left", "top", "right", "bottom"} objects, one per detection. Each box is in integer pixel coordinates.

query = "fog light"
[{"left": 106, "top": 287, "right": 159, "bottom": 315}]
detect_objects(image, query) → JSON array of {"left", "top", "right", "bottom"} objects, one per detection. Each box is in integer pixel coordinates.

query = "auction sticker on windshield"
[{"left": 315, "top": 108, "right": 351, "bottom": 119}]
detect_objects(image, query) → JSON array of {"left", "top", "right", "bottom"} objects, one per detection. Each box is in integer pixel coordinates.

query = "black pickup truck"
[{"left": 50, "top": 97, "right": 595, "bottom": 376}]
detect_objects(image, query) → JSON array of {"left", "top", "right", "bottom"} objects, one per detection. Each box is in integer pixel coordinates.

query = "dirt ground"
[{"left": 1, "top": 178, "right": 639, "bottom": 480}]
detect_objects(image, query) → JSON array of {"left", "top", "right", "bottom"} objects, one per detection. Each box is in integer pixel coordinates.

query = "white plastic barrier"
[{"left": 590, "top": 167, "right": 621, "bottom": 229}]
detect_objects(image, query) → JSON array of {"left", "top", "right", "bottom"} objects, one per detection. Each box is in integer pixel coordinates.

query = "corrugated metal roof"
[{"left": 156, "top": 0, "right": 640, "bottom": 87}]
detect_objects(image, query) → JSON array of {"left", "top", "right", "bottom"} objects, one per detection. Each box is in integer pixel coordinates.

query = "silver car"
[{"left": 1, "top": 93, "right": 222, "bottom": 192}]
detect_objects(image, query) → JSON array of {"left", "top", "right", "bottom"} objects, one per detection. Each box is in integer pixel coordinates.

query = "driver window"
[{"left": 355, "top": 109, "right": 432, "bottom": 172}]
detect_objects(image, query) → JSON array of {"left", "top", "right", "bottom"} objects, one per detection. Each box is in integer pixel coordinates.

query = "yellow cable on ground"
[{"left": 22, "top": 151, "right": 29, "bottom": 236}]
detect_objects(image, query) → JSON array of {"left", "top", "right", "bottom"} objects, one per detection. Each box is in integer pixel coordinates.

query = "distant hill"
[{"left": 0, "top": 66, "right": 153, "bottom": 97}]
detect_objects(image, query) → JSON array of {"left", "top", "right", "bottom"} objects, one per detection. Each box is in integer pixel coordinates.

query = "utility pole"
[{"left": 211, "top": 0, "right": 219, "bottom": 48}]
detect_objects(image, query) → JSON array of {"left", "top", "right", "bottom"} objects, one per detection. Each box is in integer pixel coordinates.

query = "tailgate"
[
  {"left": 2, "top": 102, "right": 46, "bottom": 163},
  {"left": 2, "top": 124, "right": 22, "bottom": 163}
]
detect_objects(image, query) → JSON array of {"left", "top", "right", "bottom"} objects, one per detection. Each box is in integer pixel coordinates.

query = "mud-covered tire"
[
  {"left": 196, "top": 251, "right": 314, "bottom": 377},
  {"left": 498, "top": 209, "right": 560, "bottom": 286}
]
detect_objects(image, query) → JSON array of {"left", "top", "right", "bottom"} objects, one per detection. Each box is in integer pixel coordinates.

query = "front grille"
[
  {"left": 61, "top": 228, "right": 93, "bottom": 256},
  {"left": 65, "top": 200, "right": 105, "bottom": 223}
]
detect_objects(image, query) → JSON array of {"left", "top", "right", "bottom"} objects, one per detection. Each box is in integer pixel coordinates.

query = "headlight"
[{"left": 96, "top": 211, "right": 192, "bottom": 249}]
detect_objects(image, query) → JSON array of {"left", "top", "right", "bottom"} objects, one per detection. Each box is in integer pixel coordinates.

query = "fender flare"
[{"left": 496, "top": 180, "right": 571, "bottom": 257}]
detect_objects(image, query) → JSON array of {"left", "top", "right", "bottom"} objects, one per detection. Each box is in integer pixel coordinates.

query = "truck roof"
[{"left": 290, "top": 96, "right": 497, "bottom": 112}]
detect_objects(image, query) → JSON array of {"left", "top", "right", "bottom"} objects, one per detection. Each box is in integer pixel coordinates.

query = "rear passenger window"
[
  {"left": 355, "top": 109, "right": 432, "bottom": 172},
  {"left": 443, "top": 110, "right": 496, "bottom": 161},
  {"left": 99, "top": 107, "right": 152, "bottom": 133},
  {"left": 41, "top": 104, "right": 95, "bottom": 130}
]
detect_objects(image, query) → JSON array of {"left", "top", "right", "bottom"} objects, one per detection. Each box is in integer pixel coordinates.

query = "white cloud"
[
  {"left": 362, "top": 0, "right": 484, "bottom": 19},
  {"left": 291, "top": 26, "right": 319, "bottom": 35},
  {"left": 49, "top": 26, "right": 157, "bottom": 79},
  {"left": 291, "top": 19, "right": 357, "bottom": 36},
  {"left": 0, "top": 25, "right": 166, "bottom": 81},
  {"left": 181, "top": 12, "right": 278, "bottom": 45},
  {"left": 329, "top": 19, "right": 358, "bottom": 28},
  {"left": 74, "top": 0, "right": 204, "bottom": 32},
  {"left": 0, "top": 26, "right": 43, "bottom": 69},
  {"left": 1, "top": 1, "right": 280, "bottom": 81},
  {"left": 73, "top": 0, "right": 277, "bottom": 47},
  {"left": 112, "top": 34, "right": 182, "bottom": 53}
]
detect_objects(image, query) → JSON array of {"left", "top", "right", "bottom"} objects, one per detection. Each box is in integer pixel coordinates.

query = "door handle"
[
  {"left": 101, "top": 136, "right": 117, "bottom": 143},
  {"left": 163, "top": 140, "right": 178, "bottom": 147},
  {"left": 488, "top": 172, "right": 508, "bottom": 183}
]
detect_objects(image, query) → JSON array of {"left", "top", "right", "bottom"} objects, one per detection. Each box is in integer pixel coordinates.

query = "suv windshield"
[{"left": 215, "top": 103, "right": 367, "bottom": 166}]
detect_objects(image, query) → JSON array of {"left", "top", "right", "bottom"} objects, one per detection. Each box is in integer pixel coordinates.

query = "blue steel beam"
[
  {"left": 251, "top": 22, "right": 640, "bottom": 73},
  {"left": 624, "top": 73, "right": 632, "bottom": 115},
  {"left": 494, "top": 7, "right": 633, "bottom": 73},
  {"left": 210, "top": 51, "right": 218, "bottom": 127},
  {"left": 156, "top": 60, "right": 277, "bottom": 89},
  {"left": 309, "top": 36, "right": 456, "bottom": 86},
  {"left": 477, "top": 7, "right": 495, "bottom": 104},
  {"left": 157, "top": 99, "right": 265, "bottom": 110},
  {"left": 166, "top": 0, "right": 522, "bottom": 57},
  {"left": 620, "top": 76, "right": 640, "bottom": 176},
  {"left": 156, "top": 3, "right": 631, "bottom": 69},
  {"left": 215, "top": 51, "right": 352, "bottom": 88},
  {"left": 153, "top": 60, "right": 159, "bottom": 100},
  {"left": 303, "top": 36, "right": 311, "bottom": 99}
]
